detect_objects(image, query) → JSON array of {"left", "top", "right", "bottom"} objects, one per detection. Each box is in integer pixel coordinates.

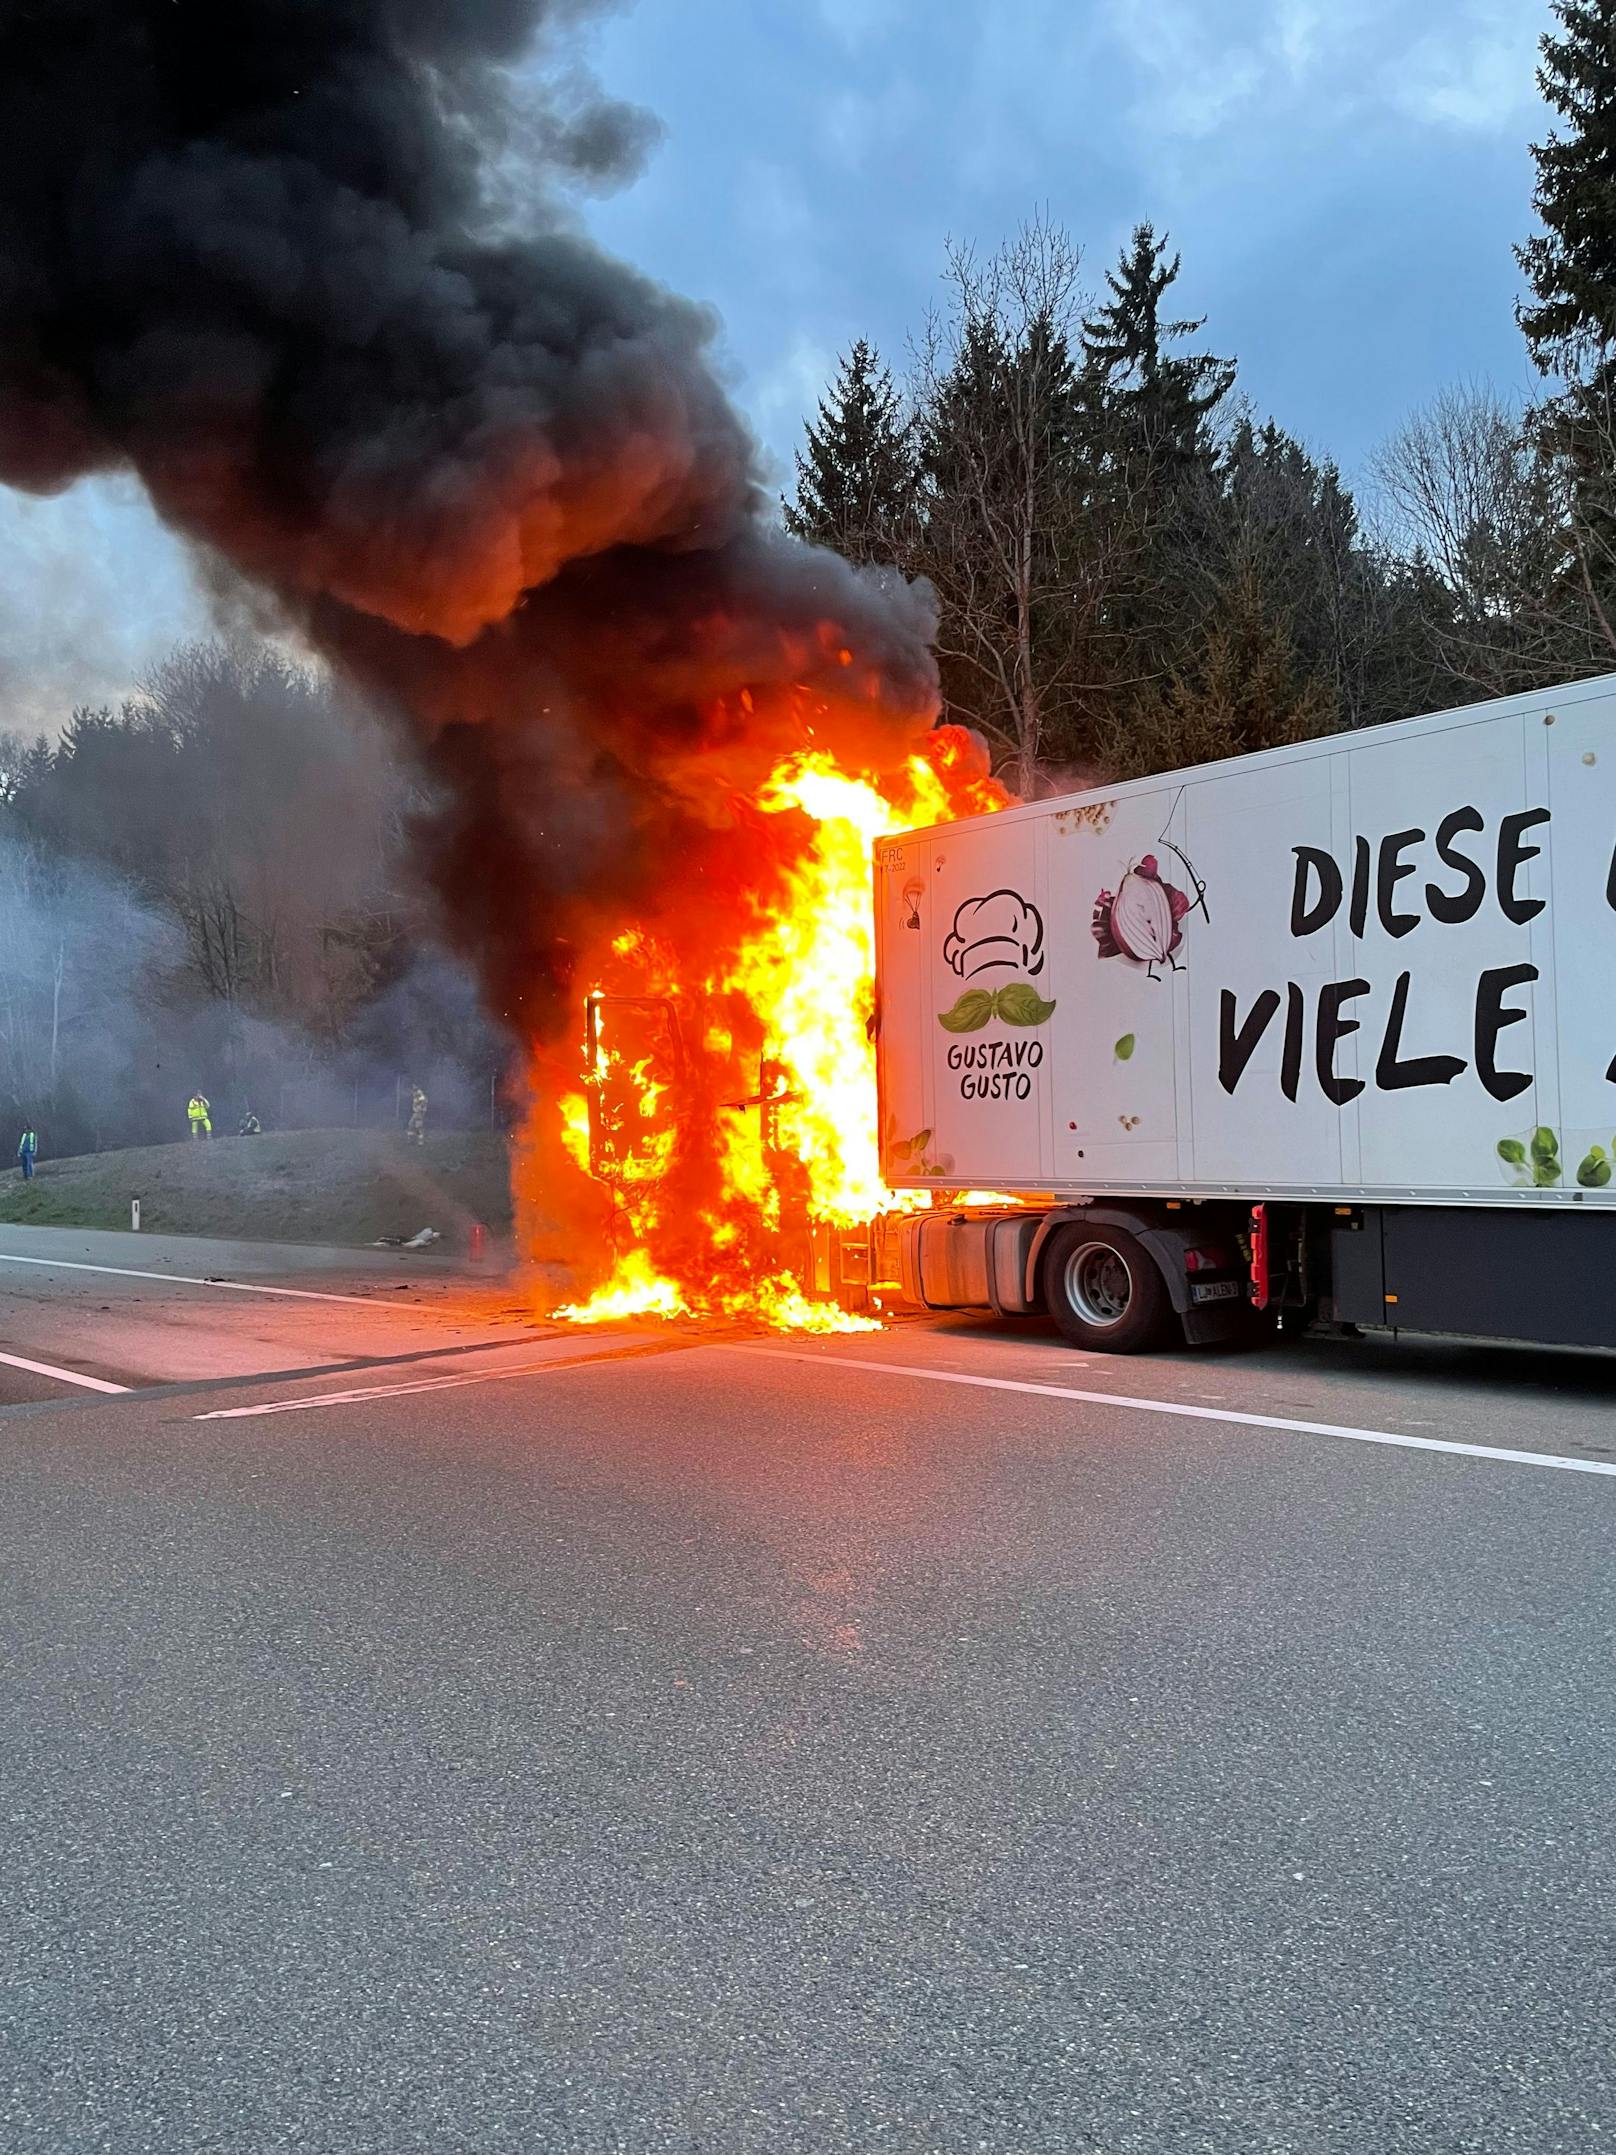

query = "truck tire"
[{"left": 1041, "top": 1222, "right": 1171, "bottom": 1354}]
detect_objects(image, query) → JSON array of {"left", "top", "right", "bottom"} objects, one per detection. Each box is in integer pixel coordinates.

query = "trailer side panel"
[{"left": 876, "top": 677, "right": 1616, "bottom": 1210}]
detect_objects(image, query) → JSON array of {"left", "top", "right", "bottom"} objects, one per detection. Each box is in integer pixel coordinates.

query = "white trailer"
[{"left": 872, "top": 673, "right": 1616, "bottom": 1351}]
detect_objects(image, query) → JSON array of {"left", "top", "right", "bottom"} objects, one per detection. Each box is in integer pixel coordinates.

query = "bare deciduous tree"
[
  {"left": 1371, "top": 383, "right": 1603, "bottom": 693},
  {"left": 906, "top": 220, "right": 1152, "bottom": 794}
]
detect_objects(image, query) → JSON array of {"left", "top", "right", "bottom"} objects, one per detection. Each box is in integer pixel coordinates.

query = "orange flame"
[{"left": 518, "top": 721, "right": 1006, "bottom": 1329}]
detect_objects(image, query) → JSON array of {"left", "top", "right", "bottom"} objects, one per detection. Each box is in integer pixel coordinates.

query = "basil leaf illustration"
[
  {"left": 993, "top": 982, "right": 1058, "bottom": 1026},
  {"left": 1496, "top": 1138, "right": 1527, "bottom": 1166},
  {"left": 1530, "top": 1125, "right": 1559, "bottom": 1163},
  {"left": 1532, "top": 1160, "right": 1561, "bottom": 1187},
  {"left": 938, "top": 989, "right": 995, "bottom": 1033},
  {"left": 1577, "top": 1148, "right": 1612, "bottom": 1188},
  {"left": 1114, "top": 1033, "right": 1135, "bottom": 1062}
]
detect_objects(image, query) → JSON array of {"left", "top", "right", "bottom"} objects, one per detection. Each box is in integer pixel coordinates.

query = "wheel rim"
[{"left": 1064, "top": 1240, "right": 1133, "bottom": 1328}]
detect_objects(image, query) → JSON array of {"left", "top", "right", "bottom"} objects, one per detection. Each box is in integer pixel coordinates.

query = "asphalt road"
[
  {"left": 0, "top": 1224, "right": 542, "bottom": 1403},
  {"left": 1, "top": 1224, "right": 1613, "bottom": 2154}
]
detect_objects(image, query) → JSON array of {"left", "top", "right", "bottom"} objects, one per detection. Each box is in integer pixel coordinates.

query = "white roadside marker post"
[{"left": 131, "top": 1197, "right": 140, "bottom": 1233}]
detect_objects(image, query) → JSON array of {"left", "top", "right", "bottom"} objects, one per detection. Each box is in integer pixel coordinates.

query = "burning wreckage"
[{"left": 537, "top": 725, "right": 1008, "bottom": 1331}]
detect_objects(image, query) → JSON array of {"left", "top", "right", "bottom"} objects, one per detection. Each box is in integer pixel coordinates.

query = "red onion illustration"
[{"left": 1092, "top": 855, "right": 1194, "bottom": 974}]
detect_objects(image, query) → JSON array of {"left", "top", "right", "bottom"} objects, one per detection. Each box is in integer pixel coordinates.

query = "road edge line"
[
  {"left": 732, "top": 1347, "right": 1616, "bottom": 1479},
  {"left": 0, "top": 1249, "right": 432, "bottom": 1309}
]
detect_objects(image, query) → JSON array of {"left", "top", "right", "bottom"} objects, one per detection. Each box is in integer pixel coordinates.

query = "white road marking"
[
  {"left": 0, "top": 1350, "right": 129, "bottom": 1396},
  {"left": 0, "top": 1250, "right": 423, "bottom": 1310},
  {"left": 197, "top": 1359, "right": 567, "bottom": 1419},
  {"left": 737, "top": 1348, "right": 1616, "bottom": 1480},
  {"left": 195, "top": 1337, "right": 667, "bottom": 1419}
]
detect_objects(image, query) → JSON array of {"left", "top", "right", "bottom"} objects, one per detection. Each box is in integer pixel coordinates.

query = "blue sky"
[{"left": 0, "top": 0, "right": 1552, "bottom": 734}]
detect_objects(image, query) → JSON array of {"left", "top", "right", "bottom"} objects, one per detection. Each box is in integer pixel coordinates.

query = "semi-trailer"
[{"left": 870, "top": 673, "right": 1616, "bottom": 1353}]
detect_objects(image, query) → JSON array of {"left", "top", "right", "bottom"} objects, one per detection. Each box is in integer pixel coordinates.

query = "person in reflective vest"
[
  {"left": 16, "top": 1125, "right": 36, "bottom": 1180},
  {"left": 238, "top": 1109, "right": 261, "bottom": 1137},
  {"left": 187, "top": 1092, "right": 212, "bottom": 1139}
]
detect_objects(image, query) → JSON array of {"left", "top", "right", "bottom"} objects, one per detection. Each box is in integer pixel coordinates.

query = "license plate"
[{"left": 1191, "top": 1279, "right": 1241, "bottom": 1304}]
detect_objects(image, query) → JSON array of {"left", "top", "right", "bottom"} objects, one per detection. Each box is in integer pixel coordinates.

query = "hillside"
[{"left": 0, "top": 1128, "right": 514, "bottom": 1250}]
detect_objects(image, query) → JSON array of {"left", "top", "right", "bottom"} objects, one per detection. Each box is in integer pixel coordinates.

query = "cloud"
[
  {"left": 1392, "top": 11, "right": 1544, "bottom": 132},
  {"left": 820, "top": 77, "right": 927, "bottom": 172},
  {"left": 735, "top": 157, "right": 822, "bottom": 257},
  {"left": 1100, "top": 0, "right": 1315, "bottom": 138},
  {"left": 816, "top": 0, "right": 908, "bottom": 52},
  {"left": 747, "top": 332, "right": 840, "bottom": 490},
  {"left": 1273, "top": 0, "right": 1327, "bottom": 74},
  {"left": 954, "top": 0, "right": 1110, "bottom": 190},
  {"left": 1099, "top": 0, "right": 1544, "bottom": 141}
]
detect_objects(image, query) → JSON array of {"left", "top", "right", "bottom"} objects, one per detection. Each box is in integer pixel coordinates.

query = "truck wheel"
[{"left": 1042, "top": 1223, "right": 1171, "bottom": 1353}]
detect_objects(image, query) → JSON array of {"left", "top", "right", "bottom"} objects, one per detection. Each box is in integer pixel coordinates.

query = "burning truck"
[
  {"left": 521, "top": 724, "right": 1008, "bottom": 1332},
  {"left": 547, "top": 668, "right": 1616, "bottom": 1360}
]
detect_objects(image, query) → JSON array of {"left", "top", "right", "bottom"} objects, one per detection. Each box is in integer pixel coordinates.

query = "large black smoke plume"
[{"left": 0, "top": 0, "right": 938, "bottom": 1040}]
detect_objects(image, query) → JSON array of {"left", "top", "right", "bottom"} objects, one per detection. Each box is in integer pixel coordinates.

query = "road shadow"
[{"left": 906, "top": 1307, "right": 1616, "bottom": 1416}]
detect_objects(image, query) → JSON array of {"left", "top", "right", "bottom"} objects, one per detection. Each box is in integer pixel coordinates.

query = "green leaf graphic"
[
  {"left": 938, "top": 989, "right": 995, "bottom": 1033},
  {"left": 1530, "top": 1125, "right": 1559, "bottom": 1163},
  {"left": 1577, "top": 1148, "right": 1612, "bottom": 1188},
  {"left": 1114, "top": 1033, "right": 1135, "bottom": 1062},
  {"left": 1496, "top": 1138, "right": 1526, "bottom": 1166},
  {"left": 994, "top": 982, "right": 1058, "bottom": 1026}
]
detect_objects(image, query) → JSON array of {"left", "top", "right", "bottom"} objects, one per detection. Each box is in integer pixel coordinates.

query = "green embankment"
[{"left": 0, "top": 1128, "right": 513, "bottom": 1249}]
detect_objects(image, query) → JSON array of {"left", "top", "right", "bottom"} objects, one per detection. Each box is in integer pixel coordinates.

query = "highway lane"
[
  {"left": 0, "top": 1224, "right": 547, "bottom": 1402},
  {"left": 7, "top": 1219, "right": 1616, "bottom": 1464},
  {"left": 1, "top": 1262, "right": 1613, "bottom": 2154}
]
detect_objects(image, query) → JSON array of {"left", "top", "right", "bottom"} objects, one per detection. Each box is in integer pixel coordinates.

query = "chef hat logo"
[{"left": 943, "top": 889, "right": 1046, "bottom": 978}]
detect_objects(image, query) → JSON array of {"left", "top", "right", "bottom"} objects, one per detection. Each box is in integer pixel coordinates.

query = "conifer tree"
[
  {"left": 1519, "top": 0, "right": 1616, "bottom": 372},
  {"left": 785, "top": 340, "right": 916, "bottom": 563},
  {"left": 1076, "top": 226, "right": 1237, "bottom": 748},
  {"left": 1081, "top": 224, "right": 1235, "bottom": 469},
  {"left": 1098, "top": 565, "right": 1335, "bottom": 781}
]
